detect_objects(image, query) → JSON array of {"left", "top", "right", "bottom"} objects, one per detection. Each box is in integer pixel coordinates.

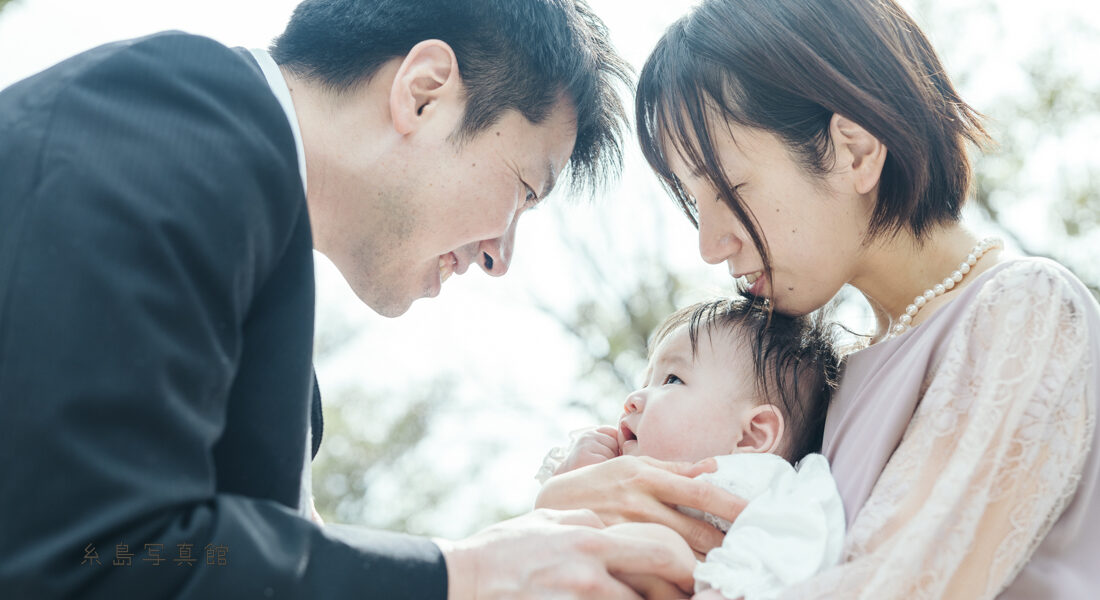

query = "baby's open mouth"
[{"left": 620, "top": 422, "right": 637, "bottom": 442}]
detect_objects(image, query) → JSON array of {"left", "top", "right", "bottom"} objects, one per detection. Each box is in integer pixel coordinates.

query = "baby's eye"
[{"left": 663, "top": 374, "right": 683, "bottom": 385}]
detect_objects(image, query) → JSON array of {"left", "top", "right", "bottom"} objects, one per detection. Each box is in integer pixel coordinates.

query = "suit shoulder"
[
  {"left": 39, "top": 32, "right": 303, "bottom": 263},
  {"left": 46, "top": 30, "right": 296, "bottom": 182}
]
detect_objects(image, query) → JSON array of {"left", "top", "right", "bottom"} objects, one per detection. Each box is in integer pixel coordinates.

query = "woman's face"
[{"left": 669, "top": 122, "right": 875, "bottom": 315}]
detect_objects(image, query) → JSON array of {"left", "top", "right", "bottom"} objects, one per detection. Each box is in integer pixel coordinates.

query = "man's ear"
[
  {"left": 735, "top": 404, "right": 785, "bottom": 455},
  {"left": 389, "top": 39, "right": 461, "bottom": 135},
  {"left": 830, "top": 113, "right": 887, "bottom": 195}
]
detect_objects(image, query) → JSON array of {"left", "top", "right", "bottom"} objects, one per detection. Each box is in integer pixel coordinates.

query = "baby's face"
[{"left": 618, "top": 324, "right": 759, "bottom": 463}]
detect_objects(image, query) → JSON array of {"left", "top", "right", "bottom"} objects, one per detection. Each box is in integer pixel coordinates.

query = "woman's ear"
[
  {"left": 735, "top": 404, "right": 785, "bottom": 455},
  {"left": 830, "top": 113, "right": 887, "bottom": 195},
  {"left": 389, "top": 39, "right": 461, "bottom": 136}
]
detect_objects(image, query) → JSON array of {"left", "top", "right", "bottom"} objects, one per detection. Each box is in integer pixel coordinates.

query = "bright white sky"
[{"left": 2, "top": 0, "right": 1096, "bottom": 536}]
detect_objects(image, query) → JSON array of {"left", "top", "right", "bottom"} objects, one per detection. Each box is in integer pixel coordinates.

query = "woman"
[{"left": 536, "top": 0, "right": 1100, "bottom": 597}]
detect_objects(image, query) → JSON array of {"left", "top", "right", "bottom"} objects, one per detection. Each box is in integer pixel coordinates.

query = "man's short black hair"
[{"left": 271, "top": 0, "right": 633, "bottom": 194}]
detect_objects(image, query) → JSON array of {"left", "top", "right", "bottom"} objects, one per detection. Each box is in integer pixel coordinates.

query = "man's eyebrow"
[{"left": 541, "top": 161, "right": 558, "bottom": 199}]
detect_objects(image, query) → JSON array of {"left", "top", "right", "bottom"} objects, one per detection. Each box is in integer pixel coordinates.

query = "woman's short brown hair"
[{"left": 637, "top": 0, "right": 990, "bottom": 280}]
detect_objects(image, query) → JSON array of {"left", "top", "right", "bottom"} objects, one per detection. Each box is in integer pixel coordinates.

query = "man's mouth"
[{"left": 438, "top": 253, "right": 457, "bottom": 283}]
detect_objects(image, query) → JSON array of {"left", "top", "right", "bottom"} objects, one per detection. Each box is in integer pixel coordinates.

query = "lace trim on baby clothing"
[
  {"left": 534, "top": 428, "right": 592, "bottom": 484},
  {"left": 535, "top": 444, "right": 567, "bottom": 484}
]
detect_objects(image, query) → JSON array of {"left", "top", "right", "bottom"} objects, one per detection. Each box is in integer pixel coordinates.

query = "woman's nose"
[{"left": 699, "top": 227, "right": 741, "bottom": 265}]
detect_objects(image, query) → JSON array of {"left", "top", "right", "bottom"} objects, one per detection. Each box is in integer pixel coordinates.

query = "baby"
[{"left": 538, "top": 297, "right": 845, "bottom": 600}]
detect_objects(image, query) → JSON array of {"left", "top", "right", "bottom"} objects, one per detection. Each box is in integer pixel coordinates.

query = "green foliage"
[
  {"left": 310, "top": 383, "right": 442, "bottom": 527},
  {"left": 531, "top": 244, "right": 687, "bottom": 410},
  {"left": 970, "top": 49, "right": 1100, "bottom": 300}
]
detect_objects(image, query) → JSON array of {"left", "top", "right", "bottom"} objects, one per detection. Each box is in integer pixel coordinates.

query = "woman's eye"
[
  {"left": 684, "top": 195, "right": 699, "bottom": 219},
  {"left": 663, "top": 374, "right": 683, "bottom": 385}
]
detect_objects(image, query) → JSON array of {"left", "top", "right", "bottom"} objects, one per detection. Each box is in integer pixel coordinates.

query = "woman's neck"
[{"left": 850, "top": 224, "right": 998, "bottom": 339}]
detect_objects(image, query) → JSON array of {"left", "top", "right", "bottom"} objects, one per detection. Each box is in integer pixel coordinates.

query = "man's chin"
[
  {"left": 356, "top": 289, "right": 414, "bottom": 319},
  {"left": 375, "top": 303, "right": 412, "bottom": 318}
]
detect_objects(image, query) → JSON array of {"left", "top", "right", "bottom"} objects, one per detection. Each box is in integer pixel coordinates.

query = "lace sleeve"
[{"left": 785, "top": 261, "right": 1095, "bottom": 599}]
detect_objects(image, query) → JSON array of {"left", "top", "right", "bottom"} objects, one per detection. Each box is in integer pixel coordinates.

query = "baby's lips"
[{"left": 618, "top": 420, "right": 636, "bottom": 442}]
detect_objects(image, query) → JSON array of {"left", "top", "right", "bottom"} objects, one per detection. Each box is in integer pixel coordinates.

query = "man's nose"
[{"left": 478, "top": 217, "right": 518, "bottom": 277}]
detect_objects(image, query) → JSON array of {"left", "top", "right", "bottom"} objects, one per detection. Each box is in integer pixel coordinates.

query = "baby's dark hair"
[{"left": 648, "top": 297, "right": 840, "bottom": 463}]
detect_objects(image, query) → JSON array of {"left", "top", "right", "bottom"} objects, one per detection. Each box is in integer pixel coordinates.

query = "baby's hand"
[{"left": 555, "top": 425, "right": 621, "bottom": 475}]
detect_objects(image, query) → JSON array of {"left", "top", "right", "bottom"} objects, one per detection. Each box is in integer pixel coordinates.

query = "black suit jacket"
[{"left": 0, "top": 32, "right": 446, "bottom": 599}]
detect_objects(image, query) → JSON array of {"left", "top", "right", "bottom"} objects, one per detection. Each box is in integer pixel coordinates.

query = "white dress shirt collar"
[{"left": 249, "top": 48, "right": 308, "bottom": 195}]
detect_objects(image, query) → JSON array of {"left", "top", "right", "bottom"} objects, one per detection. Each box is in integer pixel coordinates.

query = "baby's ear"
[{"left": 735, "top": 404, "right": 785, "bottom": 455}]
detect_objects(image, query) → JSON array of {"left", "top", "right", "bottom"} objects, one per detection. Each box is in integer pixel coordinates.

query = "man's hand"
[
  {"left": 555, "top": 426, "right": 621, "bottom": 476},
  {"left": 691, "top": 590, "right": 730, "bottom": 600},
  {"left": 438, "top": 509, "right": 695, "bottom": 599},
  {"left": 604, "top": 522, "right": 696, "bottom": 600}
]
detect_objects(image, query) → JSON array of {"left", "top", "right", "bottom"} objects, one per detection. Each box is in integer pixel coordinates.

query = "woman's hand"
[
  {"left": 555, "top": 425, "right": 622, "bottom": 475},
  {"left": 535, "top": 455, "right": 747, "bottom": 556}
]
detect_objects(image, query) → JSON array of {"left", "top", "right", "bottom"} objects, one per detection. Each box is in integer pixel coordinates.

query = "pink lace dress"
[{"left": 786, "top": 258, "right": 1099, "bottom": 598}]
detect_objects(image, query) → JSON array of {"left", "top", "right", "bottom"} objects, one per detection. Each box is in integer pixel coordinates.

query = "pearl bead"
[{"left": 884, "top": 237, "right": 1002, "bottom": 340}]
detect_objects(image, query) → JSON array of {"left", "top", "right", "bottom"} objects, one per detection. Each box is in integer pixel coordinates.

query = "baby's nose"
[{"left": 623, "top": 390, "right": 646, "bottom": 414}]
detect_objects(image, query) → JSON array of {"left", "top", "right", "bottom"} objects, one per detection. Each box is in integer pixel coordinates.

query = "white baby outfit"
[{"left": 683, "top": 453, "right": 845, "bottom": 600}]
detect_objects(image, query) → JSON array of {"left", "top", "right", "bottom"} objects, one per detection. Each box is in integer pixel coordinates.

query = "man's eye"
[
  {"left": 524, "top": 185, "right": 539, "bottom": 207},
  {"left": 663, "top": 374, "right": 683, "bottom": 385}
]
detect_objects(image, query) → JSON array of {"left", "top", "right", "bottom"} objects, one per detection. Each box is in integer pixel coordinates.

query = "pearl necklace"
[{"left": 886, "top": 237, "right": 1003, "bottom": 339}]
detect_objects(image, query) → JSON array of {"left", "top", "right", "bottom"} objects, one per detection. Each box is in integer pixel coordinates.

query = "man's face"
[{"left": 329, "top": 98, "right": 578, "bottom": 317}]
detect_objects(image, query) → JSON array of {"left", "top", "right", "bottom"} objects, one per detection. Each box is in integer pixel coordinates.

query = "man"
[{"left": 0, "top": 0, "right": 732, "bottom": 598}]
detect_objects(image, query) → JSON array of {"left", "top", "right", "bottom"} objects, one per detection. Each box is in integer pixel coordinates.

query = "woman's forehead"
[{"left": 659, "top": 113, "right": 763, "bottom": 180}]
